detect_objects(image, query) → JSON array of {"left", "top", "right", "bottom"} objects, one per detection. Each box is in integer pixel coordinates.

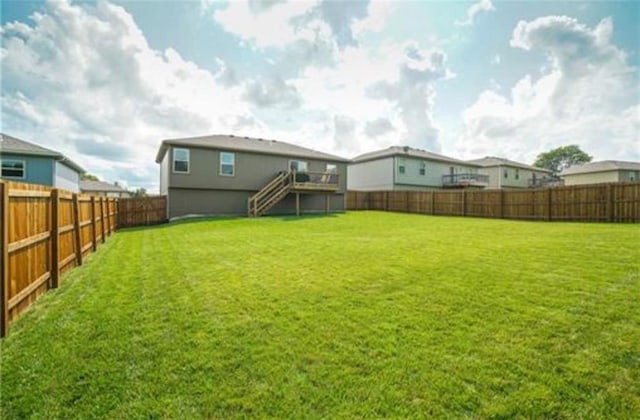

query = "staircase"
[{"left": 248, "top": 171, "right": 293, "bottom": 217}]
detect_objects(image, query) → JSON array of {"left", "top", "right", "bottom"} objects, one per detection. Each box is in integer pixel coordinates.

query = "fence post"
[
  {"left": 462, "top": 190, "right": 467, "bottom": 217},
  {"left": 431, "top": 192, "right": 436, "bottom": 215},
  {"left": 115, "top": 199, "right": 120, "bottom": 229},
  {"left": 72, "top": 193, "right": 83, "bottom": 266},
  {"left": 100, "top": 197, "right": 106, "bottom": 243},
  {"left": 500, "top": 190, "right": 505, "bottom": 219},
  {"left": 1, "top": 182, "right": 9, "bottom": 337},
  {"left": 90, "top": 196, "right": 97, "bottom": 252},
  {"left": 547, "top": 188, "right": 552, "bottom": 221},
  {"left": 606, "top": 184, "right": 614, "bottom": 222},
  {"left": 385, "top": 191, "right": 389, "bottom": 211},
  {"left": 51, "top": 189, "right": 60, "bottom": 288}
]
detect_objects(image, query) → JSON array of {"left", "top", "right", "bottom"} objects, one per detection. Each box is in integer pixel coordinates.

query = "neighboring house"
[
  {"left": 348, "top": 146, "right": 487, "bottom": 191},
  {"left": 156, "top": 134, "right": 349, "bottom": 219},
  {"left": 80, "top": 180, "right": 131, "bottom": 198},
  {"left": 467, "top": 156, "right": 552, "bottom": 189},
  {"left": 0, "top": 133, "right": 84, "bottom": 192},
  {"left": 560, "top": 160, "right": 640, "bottom": 185}
]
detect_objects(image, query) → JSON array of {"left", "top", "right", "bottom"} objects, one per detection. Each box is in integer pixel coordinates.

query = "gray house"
[
  {"left": 156, "top": 134, "right": 349, "bottom": 219},
  {"left": 560, "top": 160, "right": 640, "bottom": 185},
  {"left": 467, "top": 156, "right": 552, "bottom": 189},
  {"left": 0, "top": 133, "right": 84, "bottom": 192},
  {"left": 348, "top": 146, "right": 487, "bottom": 191},
  {"left": 80, "top": 180, "right": 131, "bottom": 198}
]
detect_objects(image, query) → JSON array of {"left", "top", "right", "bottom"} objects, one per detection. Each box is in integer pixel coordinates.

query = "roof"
[
  {"left": 560, "top": 160, "right": 640, "bottom": 176},
  {"left": 155, "top": 134, "right": 349, "bottom": 163},
  {"left": 1, "top": 132, "right": 85, "bottom": 173},
  {"left": 351, "top": 146, "right": 480, "bottom": 166},
  {"left": 467, "top": 156, "right": 551, "bottom": 173},
  {"left": 79, "top": 180, "right": 127, "bottom": 193}
]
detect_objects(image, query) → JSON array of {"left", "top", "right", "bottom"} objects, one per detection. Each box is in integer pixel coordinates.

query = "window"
[
  {"left": 503, "top": 168, "right": 508, "bottom": 179},
  {"left": 173, "top": 148, "right": 189, "bottom": 173},
  {"left": 515, "top": 168, "right": 520, "bottom": 180},
  {"left": 326, "top": 163, "right": 337, "bottom": 173},
  {"left": 220, "top": 152, "right": 235, "bottom": 176},
  {"left": 289, "top": 160, "right": 308, "bottom": 172},
  {"left": 398, "top": 159, "right": 406, "bottom": 174},
  {"left": 1, "top": 159, "right": 25, "bottom": 178},
  {"left": 419, "top": 161, "right": 426, "bottom": 176}
]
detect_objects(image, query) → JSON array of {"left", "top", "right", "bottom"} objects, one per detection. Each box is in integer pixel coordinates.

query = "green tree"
[
  {"left": 81, "top": 173, "right": 100, "bottom": 181},
  {"left": 131, "top": 188, "right": 147, "bottom": 197},
  {"left": 534, "top": 145, "right": 592, "bottom": 175}
]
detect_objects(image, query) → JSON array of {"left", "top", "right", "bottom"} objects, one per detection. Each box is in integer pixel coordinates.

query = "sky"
[{"left": 1, "top": 0, "right": 639, "bottom": 192}]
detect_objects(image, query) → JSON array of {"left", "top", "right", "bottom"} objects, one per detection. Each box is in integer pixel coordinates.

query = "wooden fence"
[
  {"left": 347, "top": 182, "right": 640, "bottom": 222},
  {"left": 117, "top": 196, "right": 167, "bottom": 228},
  {"left": 0, "top": 181, "right": 118, "bottom": 336}
]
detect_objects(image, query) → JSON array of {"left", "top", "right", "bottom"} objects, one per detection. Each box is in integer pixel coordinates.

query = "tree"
[
  {"left": 81, "top": 173, "right": 100, "bottom": 181},
  {"left": 131, "top": 188, "right": 147, "bottom": 197},
  {"left": 534, "top": 145, "right": 592, "bottom": 175}
]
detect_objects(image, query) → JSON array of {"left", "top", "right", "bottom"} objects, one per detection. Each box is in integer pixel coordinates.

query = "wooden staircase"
[{"left": 248, "top": 171, "right": 293, "bottom": 217}]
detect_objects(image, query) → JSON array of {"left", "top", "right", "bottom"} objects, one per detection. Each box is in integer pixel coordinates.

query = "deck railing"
[
  {"left": 528, "top": 177, "right": 564, "bottom": 188},
  {"left": 442, "top": 173, "right": 489, "bottom": 187},
  {"left": 292, "top": 170, "right": 340, "bottom": 191}
]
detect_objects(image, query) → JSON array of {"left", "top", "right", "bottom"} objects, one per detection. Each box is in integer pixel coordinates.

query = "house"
[
  {"left": 0, "top": 133, "right": 84, "bottom": 192},
  {"left": 156, "top": 134, "right": 349, "bottom": 219},
  {"left": 348, "top": 146, "right": 487, "bottom": 191},
  {"left": 560, "top": 160, "right": 640, "bottom": 185},
  {"left": 467, "top": 156, "right": 552, "bottom": 189},
  {"left": 80, "top": 180, "right": 131, "bottom": 198}
]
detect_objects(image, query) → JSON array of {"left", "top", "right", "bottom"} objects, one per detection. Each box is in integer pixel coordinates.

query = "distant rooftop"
[
  {"left": 1, "top": 133, "right": 85, "bottom": 173},
  {"left": 560, "top": 160, "right": 640, "bottom": 176},
  {"left": 80, "top": 180, "right": 127, "bottom": 193},
  {"left": 467, "top": 156, "right": 551, "bottom": 172},
  {"left": 352, "top": 146, "right": 480, "bottom": 166},
  {"left": 156, "top": 134, "right": 349, "bottom": 163}
]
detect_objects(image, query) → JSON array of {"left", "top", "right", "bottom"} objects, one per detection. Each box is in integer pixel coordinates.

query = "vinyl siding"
[
  {"left": 54, "top": 161, "right": 80, "bottom": 192},
  {"left": 347, "top": 158, "right": 394, "bottom": 190},
  {"left": 563, "top": 171, "right": 620, "bottom": 185},
  {"left": 394, "top": 157, "right": 478, "bottom": 189},
  {"left": 0, "top": 153, "right": 54, "bottom": 186}
]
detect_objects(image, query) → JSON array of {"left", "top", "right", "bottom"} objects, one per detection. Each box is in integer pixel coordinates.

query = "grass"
[{"left": 1, "top": 211, "right": 639, "bottom": 418}]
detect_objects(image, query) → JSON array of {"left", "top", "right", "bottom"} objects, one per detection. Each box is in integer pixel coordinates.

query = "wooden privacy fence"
[
  {"left": 0, "top": 181, "right": 118, "bottom": 337},
  {"left": 118, "top": 196, "right": 167, "bottom": 228},
  {"left": 347, "top": 182, "right": 640, "bottom": 222}
]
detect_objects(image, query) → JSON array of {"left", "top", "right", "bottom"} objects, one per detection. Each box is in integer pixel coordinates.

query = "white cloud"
[
  {"left": 457, "top": 16, "right": 640, "bottom": 162},
  {"left": 455, "top": 0, "right": 495, "bottom": 27},
  {"left": 491, "top": 54, "right": 501, "bottom": 64},
  {"left": 1, "top": 0, "right": 255, "bottom": 190}
]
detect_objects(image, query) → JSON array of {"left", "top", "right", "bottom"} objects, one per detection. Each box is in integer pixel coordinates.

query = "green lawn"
[{"left": 1, "top": 212, "right": 639, "bottom": 418}]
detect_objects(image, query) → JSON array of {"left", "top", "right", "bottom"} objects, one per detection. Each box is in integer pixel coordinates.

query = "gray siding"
[
  {"left": 168, "top": 188, "right": 345, "bottom": 218},
  {"left": 165, "top": 146, "right": 347, "bottom": 218},
  {"left": 394, "top": 156, "right": 479, "bottom": 188},
  {"left": 54, "top": 161, "right": 80, "bottom": 192},
  {"left": 347, "top": 158, "right": 394, "bottom": 190},
  {"left": 160, "top": 152, "right": 169, "bottom": 195},
  {"left": 1, "top": 153, "right": 54, "bottom": 186},
  {"left": 168, "top": 146, "right": 346, "bottom": 192}
]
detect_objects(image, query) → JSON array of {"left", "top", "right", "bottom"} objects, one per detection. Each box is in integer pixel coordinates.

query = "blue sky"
[{"left": 1, "top": 0, "right": 638, "bottom": 191}]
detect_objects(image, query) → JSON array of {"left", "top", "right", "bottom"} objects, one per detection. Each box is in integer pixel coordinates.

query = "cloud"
[
  {"left": 455, "top": 0, "right": 495, "bottom": 27},
  {"left": 244, "top": 76, "right": 302, "bottom": 109},
  {"left": 1, "top": 0, "right": 254, "bottom": 190},
  {"left": 313, "top": 0, "right": 368, "bottom": 47},
  {"left": 366, "top": 45, "right": 450, "bottom": 151},
  {"left": 457, "top": 16, "right": 639, "bottom": 162},
  {"left": 332, "top": 115, "right": 357, "bottom": 152},
  {"left": 364, "top": 118, "right": 395, "bottom": 138}
]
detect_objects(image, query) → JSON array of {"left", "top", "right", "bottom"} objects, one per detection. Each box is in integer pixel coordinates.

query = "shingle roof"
[
  {"left": 560, "top": 160, "right": 640, "bottom": 176},
  {"left": 79, "top": 180, "right": 127, "bottom": 193},
  {"left": 351, "top": 146, "right": 480, "bottom": 166},
  {"left": 155, "top": 134, "right": 349, "bottom": 163},
  {"left": 467, "top": 156, "right": 551, "bottom": 172},
  {"left": 1, "top": 133, "right": 85, "bottom": 173}
]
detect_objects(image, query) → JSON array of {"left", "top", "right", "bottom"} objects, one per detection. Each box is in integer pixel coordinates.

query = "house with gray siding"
[
  {"left": 156, "top": 134, "right": 349, "bottom": 219},
  {"left": 80, "top": 180, "right": 131, "bottom": 198},
  {"left": 560, "top": 160, "right": 640, "bottom": 185},
  {"left": 467, "top": 156, "right": 552, "bottom": 189},
  {"left": 348, "top": 146, "right": 487, "bottom": 191},
  {"left": 0, "top": 133, "right": 84, "bottom": 192}
]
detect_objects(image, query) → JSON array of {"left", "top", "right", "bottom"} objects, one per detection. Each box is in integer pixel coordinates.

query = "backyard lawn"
[{"left": 1, "top": 212, "right": 639, "bottom": 418}]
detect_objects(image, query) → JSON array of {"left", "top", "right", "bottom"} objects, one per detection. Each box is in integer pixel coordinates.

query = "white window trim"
[
  {"left": 1, "top": 159, "right": 27, "bottom": 179},
  {"left": 289, "top": 159, "right": 308, "bottom": 172},
  {"left": 219, "top": 152, "right": 235, "bottom": 177},
  {"left": 173, "top": 148, "right": 190, "bottom": 174}
]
